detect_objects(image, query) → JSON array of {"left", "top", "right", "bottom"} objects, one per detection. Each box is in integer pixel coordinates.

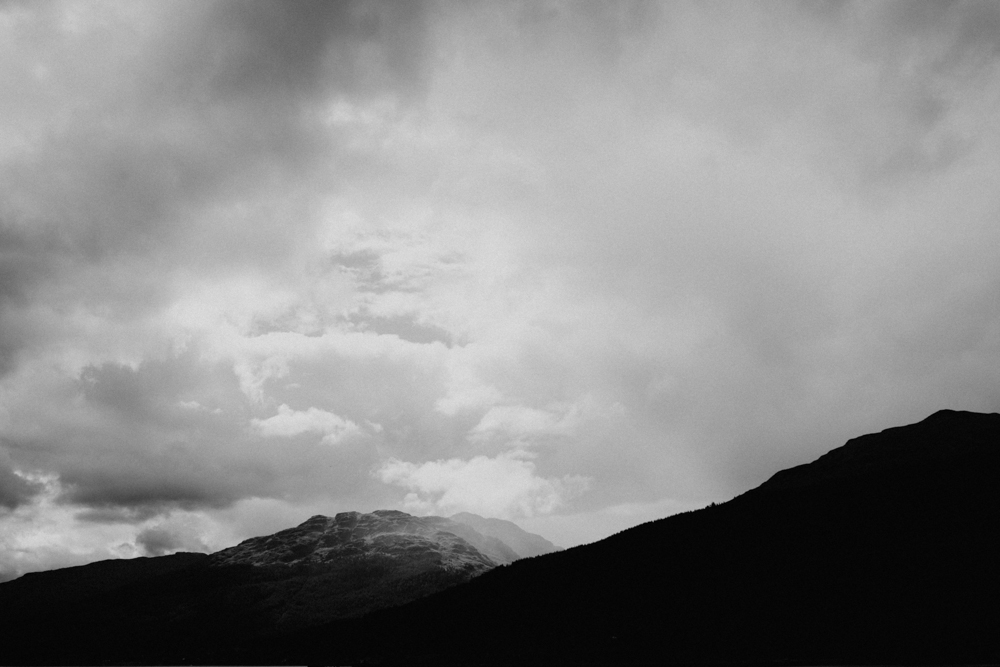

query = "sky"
[{"left": 2, "top": 0, "right": 1000, "bottom": 581}]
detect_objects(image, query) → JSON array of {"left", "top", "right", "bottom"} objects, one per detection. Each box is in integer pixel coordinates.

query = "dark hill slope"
[
  {"left": 270, "top": 410, "right": 1000, "bottom": 666},
  {"left": 0, "top": 551, "right": 207, "bottom": 621},
  {"left": 0, "top": 510, "right": 507, "bottom": 664}
]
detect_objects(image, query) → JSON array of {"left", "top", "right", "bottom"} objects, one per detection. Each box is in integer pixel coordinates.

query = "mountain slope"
[
  {"left": 0, "top": 510, "right": 518, "bottom": 664},
  {"left": 450, "top": 511, "right": 562, "bottom": 558},
  {"left": 0, "top": 552, "right": 208, "bottom": 622},
  {"left": 210, "top": 510, "right": 499, "bottom": 572},
  {"left": 270, "top": 409, "right": 1000, "bottom": 666},
  {"left": 4, "top": 410, "right": 998, "bottom": 665}
]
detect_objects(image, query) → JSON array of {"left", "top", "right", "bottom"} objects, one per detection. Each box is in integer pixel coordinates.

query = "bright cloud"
[
  {"left": 468, "top": 403, "right": 581, "bottom": 446},
  {"left": 252, "top": 404, "right": 362, "bottom": 445},
  {"left": 377, "top": 452, "right": 591, "bottom": 520}
]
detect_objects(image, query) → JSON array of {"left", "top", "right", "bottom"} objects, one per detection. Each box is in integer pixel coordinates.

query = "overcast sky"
[{"left": 2, "top": 0, "right": 999, "bottom": 580}]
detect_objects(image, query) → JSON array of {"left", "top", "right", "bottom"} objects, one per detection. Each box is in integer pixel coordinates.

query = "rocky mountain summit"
[
  {"left": 210, "top": 510, "right": 504, "bottom": 574},
  {"left": 0, "top": 508, "right": 559, "bottom": 663}
]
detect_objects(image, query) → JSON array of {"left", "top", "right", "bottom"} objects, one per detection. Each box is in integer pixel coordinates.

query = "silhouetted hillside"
[
  {"left": 0, "top": 551, "right": 208, "bottom": 621},
  {"left": 0, "top": 510, "right": 526, "bottom": 664},
  {"left": 2, "top": 410, "right": 998, "bottom": 665},
  {"left": 266, "top": 409, "right": 1000, "bottom": 666}
]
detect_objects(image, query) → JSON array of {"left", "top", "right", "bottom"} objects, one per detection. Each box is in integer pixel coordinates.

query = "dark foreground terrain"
[
  {"left": 3, "top": 409, "right": 999, "bottom": 665},
  {"left": 0, "top": 510, "right": 554, "bottom": 663}
]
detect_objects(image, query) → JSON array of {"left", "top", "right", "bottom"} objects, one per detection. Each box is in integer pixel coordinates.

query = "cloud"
[
  {"left": 376, "top": 451, "right": 590, "bottom": 520},
  {"left": 0, "top": 458, "right": 44, "bottom": 511},
  {"left": 468, "top": 404, "right": 578, "bottom": 444},
  {"left": 3, "top": 0, "right": 1000, "bottom": 567},
  {"left": 0, "top": 0, "right": 435, "bottom": 375},
  {"left": 0, "top": 472, "right": 221, "bottom": 580},
  {"left": 134, "top": 527, "right": 182, "bottom": 557},
  {"left": 135, "top": 521, "right": 209, "bottom": 557},
  {"left": 0, "top": 347, "right": 387, "bottom": 519},
  {"left": 252, "top": 404, "right": 361, "bottom": 444},
  {"left": 0, "top": 472, "right": 136, "bottom": 582},
  {"left": 470, "top": 405, "right": 561, "bottom": 438}
]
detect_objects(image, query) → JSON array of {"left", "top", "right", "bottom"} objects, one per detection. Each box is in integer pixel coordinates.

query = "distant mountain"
[
  {"left": 201, "top": 510, "right": 502, "bottom": 631},
  {"left": 450, "top": 511, "right": 562, "bottom": 558},
  {"left": 0, "top": 509, "right": 543, "bottom": 664},
  {"left": 210, "top": 510, "right": 499, "bottom": 572},
  {"left": 266, "top": 409, "right": 1000, "bottom": 666}
]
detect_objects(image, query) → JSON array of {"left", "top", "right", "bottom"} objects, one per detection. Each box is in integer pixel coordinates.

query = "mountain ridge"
[
  {"left": 265, "top": 408, "right": 1000, "bottom": 665},
  {"left": 758, "top": 408, "right": 1000, "bottom": 492},
  {"left": 209, "top": 510, "right": 501, "bottom": 573},
  {"left": 0, "top": 508, "right": 556, "bottom": 664},
  {"left": 3, "top": 409, "right": 999, "bottom": 665},
  {"left": 0, "top": 506, "right": 568, "bottom": 665}
]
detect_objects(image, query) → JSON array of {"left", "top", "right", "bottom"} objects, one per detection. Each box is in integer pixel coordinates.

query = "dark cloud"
[
  {"left": 0, "top": 219, "right": 66, "bottom": 377},
  {"left": 59, "top": 467, "right": 242, "bottom": 515},
  {"left": 0, "top": 0, "right": 434, "bottom": 380},
  {"left": 76, "top": 353, "right": 230, "bottom": 430},
  {"left": 0, "top": 253, "right": 31, "bottom": 377},
  {"left": 135, "top": 525, "right": 208, "bottom": 557},
  {"left": 75, "top": 507, "right": 176, "bottom": 525},
  {"left": 136, "top": 527, "right": 176, "bottom": 556},
  {"left": 0, "top": 347, "right": 385, "bottom": 520},
  {"left": 350, "top": 311, "right": 453, "bottom": 346},
  {"left": 0, "top": 451, "right": 43, "bottom": 510},
  {"left": 201, "top": 0, "right": 429, "bottom": 101},
  {"left": 0, "top": 352, "right": 256, "bottom": 515},
  {"left": 49, "top": 356, "right": 265, "bottom": 512}
]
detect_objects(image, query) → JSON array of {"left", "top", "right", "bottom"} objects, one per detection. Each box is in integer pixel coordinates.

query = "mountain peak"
[
  {"left": 6, "top": 411, "right": 1000, "bottom": 665},
  {"left": 211, "top": 510, "right": 496, "bottom": 572}
]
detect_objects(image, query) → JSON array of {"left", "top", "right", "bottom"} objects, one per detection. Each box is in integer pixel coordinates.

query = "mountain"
[
  {"left": 450, "top": 511, "right": 562, "bottom": 558},
  {"left": 200, "top": 510, "right": 503, "bottom": 630},
  {"left": 4, "top": 410, "right": 999, "bottom": 665},
  {"left": 209, "top": 510, "right": 501, "bottom": 572},
  {"left": 266, "top": 409, "right": 1000, "bottom": 666},
  {"left": 0, "top": 509, "right": 536, "bottom": 664}
]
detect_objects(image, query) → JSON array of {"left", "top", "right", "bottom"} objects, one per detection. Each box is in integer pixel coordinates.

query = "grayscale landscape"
[{"left": 1, "top": 1, "right": 999, "bottom": 664}]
